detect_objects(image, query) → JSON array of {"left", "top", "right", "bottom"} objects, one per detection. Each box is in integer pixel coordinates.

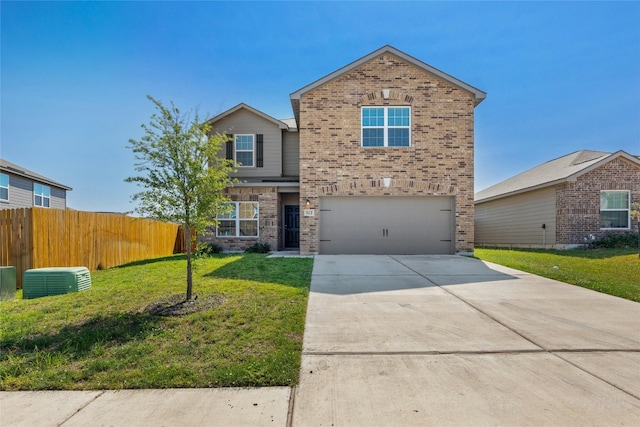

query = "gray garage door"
[{"left": 319, "top": 196, "right": 455, "bottom": 254}]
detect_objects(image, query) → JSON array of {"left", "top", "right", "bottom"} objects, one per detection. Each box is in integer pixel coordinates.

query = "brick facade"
[
  {"left": 556, "top": 157, "right": 640, "bottom": 245},
  {"left": 298, "top": 52, "right": 476, "bottom": 254}
]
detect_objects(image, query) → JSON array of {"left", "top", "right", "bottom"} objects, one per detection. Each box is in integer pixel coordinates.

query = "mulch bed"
[{"left": 143, "top": 293, "right": 224, "bottom": 316}]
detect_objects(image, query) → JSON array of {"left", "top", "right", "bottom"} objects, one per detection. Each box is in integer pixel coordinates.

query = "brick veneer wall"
[
  {"left": 556, "top": 157, "right": 640, "bottom": 245},
  {"left": 298, "top": 52, "right": 476, "bottom": 254},
  {"left": 201, "top": 186, "right": 279, "bottom": 251}
]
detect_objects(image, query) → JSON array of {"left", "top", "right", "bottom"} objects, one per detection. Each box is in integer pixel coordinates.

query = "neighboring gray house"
[
  {"left": 475, "top": 150, "right": 640, "bottom": 248},
  {"left": 0, "top": 159, "right": 71, "bottom": 209}
]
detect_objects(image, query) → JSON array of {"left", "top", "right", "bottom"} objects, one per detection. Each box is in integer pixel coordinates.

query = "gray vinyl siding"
[
  {"left": 282, "top": 132, "right": 299, "bottom": 177},
  {"left": 1, "top": 173, "right": 67, "bottom": 209},
  {"left": 475, "top": 186, "right": 556, "bottom": 247},
  {"left": 49, "top": 187, "right": 66, "bottom": 209},
  {"left": 212, "top": 109, "right": 283, "bottom": 178}
]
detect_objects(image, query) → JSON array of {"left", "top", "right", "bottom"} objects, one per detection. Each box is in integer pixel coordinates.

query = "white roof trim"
[
  {"left": 290, "top": 45, "right": 486, "bottom": 106},
  {"left": 208, "top": 103, "right": 289, "bottom": 130},
  {"left": 0, "top": 158, "right": 72, "bottom": 191}
]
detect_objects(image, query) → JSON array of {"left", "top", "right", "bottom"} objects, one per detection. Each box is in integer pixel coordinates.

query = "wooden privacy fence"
[{"left": 0, "top": 208, "right": 186, "bottom": 288}]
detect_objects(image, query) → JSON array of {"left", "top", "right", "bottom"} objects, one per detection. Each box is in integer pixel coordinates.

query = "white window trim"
[
  {"left": 600, "top": 190, "right": 630, "bottom": 230},
  {"left": 361, "top": 106, "right": 411, "bottom": 147},
  {"left": 34, "top": 183, "right": 51, "bottom": 208},
  {"left": 235, "top": 134, "right": 255, "bottom": 168},
  {"left": 216, "top": 201, "right": 259, "bottom": 238},
  {"left": 0, "top": 173, "right": 9, "bottom": 202}
]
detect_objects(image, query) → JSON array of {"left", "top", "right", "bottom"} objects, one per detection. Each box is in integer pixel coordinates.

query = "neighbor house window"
[
  {"left": 0, "top": 173, "right": 8, "bottom": 201},
  {"left": 235, "top": 135, "right": 254, "bottom": 167},
  {"left": 34, "top": 183, "right": 51, "bottom": 207},
  {"left": 362, "top": 106, "right": 410, "bottom": 147},
  {"left": 216, "top": 202, "right": 259, "bottom": 237},
  {"left": 600, "top": 190, "right": 630, "bottom": 229}
]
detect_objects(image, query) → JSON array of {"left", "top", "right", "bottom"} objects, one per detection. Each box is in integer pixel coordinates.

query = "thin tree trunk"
[{"left": 185, "top": 225, "right": 193, "bottom": 301}]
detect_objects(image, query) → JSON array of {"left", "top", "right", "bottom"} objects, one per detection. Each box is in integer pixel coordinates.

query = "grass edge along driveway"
[
  {"left": 474, "top": 247, "right": 640, "bottom": 302},
  {"left": 0, "top": 254, "right": 313, "bottom": 391}
]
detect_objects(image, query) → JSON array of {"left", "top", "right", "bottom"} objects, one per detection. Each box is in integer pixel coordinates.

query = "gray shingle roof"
[
  {"left": 289, "top": 45, "right": 486, "bottom": 127},
  {"left": 475, "top": 150, "right": 640, "bottom": 203},
  {"left": 207, "top": 103, "right": 290, "bottom": 130},
  {"left": 290, "top": 45, "right": 486, "bottom": 105},
  {"left": 0, "top": 158, "right": 72, "bottom": 190}
]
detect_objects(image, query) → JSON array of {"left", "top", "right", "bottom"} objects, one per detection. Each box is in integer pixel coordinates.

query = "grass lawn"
[
  {"left": 474, "top": 247, "right": 640, "bottom": 302},
  {"left": 0, "top": 254, "right": 313, "bottom": 390}
]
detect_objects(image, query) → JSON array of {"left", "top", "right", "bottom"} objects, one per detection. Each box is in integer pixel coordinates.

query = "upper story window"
[
  {"left": 216, "top": 202, "right": 259, "bottom": 237},
  {"left": 226, "top": 134, "right": 263, "bottom": 168},
  {"left": 235, "top": 135, "right": 254, "bottom": 167},
  {"left": 0, "top": 173, "right": 8, "bottom": 201},
  {"left": 600, "top": 190, "right": 630, "bottom": 229},
  {"left": 362, "top": 106, "right": 411, "bottom": 147},
  {"left": 34, "top": 183, "right": 51, "bottom": 207}
]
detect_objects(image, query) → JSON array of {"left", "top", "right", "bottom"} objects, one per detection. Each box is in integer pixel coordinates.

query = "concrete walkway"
[
  {"left": 0, "top": 388, "right": 292, "bottom": 426},
  {"left": 2, "top": 255, "right": 639, "bottom": 426},
  {"left": 291, "top": 255, "right": 640, "bottom": 426}
]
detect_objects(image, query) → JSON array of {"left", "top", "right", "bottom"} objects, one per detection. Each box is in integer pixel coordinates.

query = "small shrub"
[
  {"left": 593, "top": 231, "right": 639, "bottom": 248},
  {"left": 196, "top": 242, "right": 224, "bottom": 255},
  {"left": 244, "top": 242, "right": 271, "bottom": 254}
]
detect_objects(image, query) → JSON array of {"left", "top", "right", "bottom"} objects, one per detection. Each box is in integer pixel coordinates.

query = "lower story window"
[
  {"left": 216, "top": 202, "right": 259, "bottom": 237},
  {"left": 34, "top": 183, "right": 51, "bottom": 207},
  {"left": 600, "top": 190, "right": 630, "bottom": 229}
]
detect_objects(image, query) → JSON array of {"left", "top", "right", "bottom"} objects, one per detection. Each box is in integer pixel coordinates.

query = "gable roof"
[
  {"left": 475, "top": 150, "right": 640, "bottom": 203},
  {"left": 207, "top": 103, "right": 290, "bottom": 130},
  {"left": 0, "top": 158, "right": 72, "bottom": 191},
  {"left": 289, "top": 45, "right": 486, "bottom": 124}
]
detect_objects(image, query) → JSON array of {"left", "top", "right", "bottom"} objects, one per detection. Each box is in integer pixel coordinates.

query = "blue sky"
[{"left": 2, "top": 1, "right": 639, "bottom": 213}]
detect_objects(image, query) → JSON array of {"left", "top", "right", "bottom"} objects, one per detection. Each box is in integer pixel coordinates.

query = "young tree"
[{"left": 126, "top": 95, "right": 236, "bottom": 300}]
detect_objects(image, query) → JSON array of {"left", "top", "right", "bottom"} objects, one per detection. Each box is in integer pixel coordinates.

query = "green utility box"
[
  {"left": 1, "top": 266, "right": 17, "bottom": 301},
  {"left": 23, "top": 267, "right": 92, "bottom": 299}
]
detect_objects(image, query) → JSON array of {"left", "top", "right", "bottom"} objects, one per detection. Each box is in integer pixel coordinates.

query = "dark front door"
[{"left": 284, "top": 205, "right": 300, "bottom": 248}]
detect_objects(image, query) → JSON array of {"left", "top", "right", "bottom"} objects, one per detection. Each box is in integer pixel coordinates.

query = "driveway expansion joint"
[
  {"left": 390, "top": 255, "right": 547, "bottom": 351},
  {"left": 552, "top": 351, "right": 640, "bottom": 400},
  {"left": 303, "top": 349, "right": 547, "bottom": 357},
  {"left": 286, "top": 386, "right": 296, "bottom": 427},
  {"left": 303, "top": 349, "right": 640, "bottom": 357}
]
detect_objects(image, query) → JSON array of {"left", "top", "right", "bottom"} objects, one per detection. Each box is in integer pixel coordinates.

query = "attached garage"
[{"left": 319, "top": 196, "right": 455, "bottom": 254}]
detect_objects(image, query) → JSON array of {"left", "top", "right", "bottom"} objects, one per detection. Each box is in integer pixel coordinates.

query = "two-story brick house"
[{"left": 206, "top": 45, "right": 486, "bottom": 255}]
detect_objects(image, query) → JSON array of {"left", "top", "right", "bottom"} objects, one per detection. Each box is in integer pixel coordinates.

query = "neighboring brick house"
[
  {"left": 0, "top": 158, "right": 71, "bottom": 209},
  {"left": 475, "top": 150, "right": 640, "bottom": 248},
  {"left": 206, "top": 45, "right": 486, "bottom": 254}
]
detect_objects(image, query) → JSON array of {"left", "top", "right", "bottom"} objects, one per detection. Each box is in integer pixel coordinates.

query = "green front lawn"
[
  {"left": 474, "top": 247, "right": 640, "bottom": 302},
  {"left": 0, "top": 254, "right": 313, "bottom": 390}
]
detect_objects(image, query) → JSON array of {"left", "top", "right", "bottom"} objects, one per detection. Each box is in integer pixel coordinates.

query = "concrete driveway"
[{"left": 292, "top": 255, "right": 640, "bottom": 426}]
